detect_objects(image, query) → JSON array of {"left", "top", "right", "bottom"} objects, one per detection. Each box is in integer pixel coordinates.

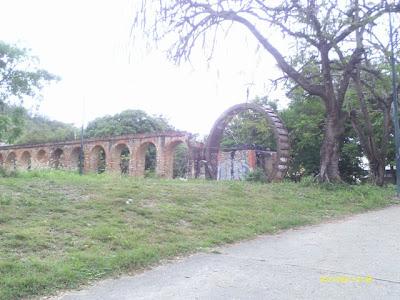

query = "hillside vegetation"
[
  {"left": 15, "top": 115, "right": 77, "bottom": 145},
  {"left": 2, "top": 107, "right": 175, "bottom": 146},
  {"left": 0, "top": 171, "right": 396, "bottom": 299}
]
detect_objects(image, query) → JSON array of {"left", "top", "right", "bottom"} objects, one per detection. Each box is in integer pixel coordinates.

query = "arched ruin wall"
[{"left": 0, "top": 132, "right": 197, "bottom": 178}]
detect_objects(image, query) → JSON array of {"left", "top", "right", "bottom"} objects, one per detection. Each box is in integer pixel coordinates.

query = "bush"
[
  {"left": 144, "top": 170, "right": 157, "bottom": 178},
  {"left": 0, "top": 167, "right": 19, "bottom": 178},
  {"left": 298, "top": 176, "right": 317, "bottom": 187},
  {"left": 245, "top": 168, "right": 267, "bottom": 183}
]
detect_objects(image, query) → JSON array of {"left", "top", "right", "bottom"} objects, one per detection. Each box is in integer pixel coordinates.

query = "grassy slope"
[{"left": 0, "top": 171, "right": 396, "bottom": 299}]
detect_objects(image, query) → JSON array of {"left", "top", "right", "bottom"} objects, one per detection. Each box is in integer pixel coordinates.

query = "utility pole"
[{"left": 389, "top": 7, "right": 400, "bottom": 196}]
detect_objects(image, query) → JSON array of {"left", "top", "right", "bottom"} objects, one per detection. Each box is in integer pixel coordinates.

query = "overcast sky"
[{"left": 0, "top": 0, "right": 288, "bottom": 135}]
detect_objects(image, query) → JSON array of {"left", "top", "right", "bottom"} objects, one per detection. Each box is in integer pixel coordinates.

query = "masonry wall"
[
  {"left": 0, "top": 132, "right": 201, "bottom": 179},
  {"left": 217, "top": 150, "right": 276, "bottom": 180}
]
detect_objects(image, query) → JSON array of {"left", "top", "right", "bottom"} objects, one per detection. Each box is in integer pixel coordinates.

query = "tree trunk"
[
  {"left": 317, "top": 113, "right": 344, "bottom": 183},
  {"left": 350, "top": 108, "right": 390, "bottom": 187},
  {"left": 369, "top": 159, "right": 385, "bottom": 186}
]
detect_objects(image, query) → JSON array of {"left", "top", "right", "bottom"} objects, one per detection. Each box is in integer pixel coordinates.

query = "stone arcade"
[
  {"left": 0, "top": 131, "right": 202, "bottom": 178},
  {"left": 0, "top": 104, "right": 290, "bottom": 181}
]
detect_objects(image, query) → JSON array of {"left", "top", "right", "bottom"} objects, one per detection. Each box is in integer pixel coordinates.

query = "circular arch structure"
[
  {"left": 20, "top": 151, "right": 32, "bottom": 170},
  {"left": 5, "top": 152, "right": 17, "bottom": 171},
  {"left": 36, "top": 149, "right": 48, "bottom": 169},
  {"left": 50, "top": 148, "right": 64, "bottom": 169},
  {"left": 135, "top": 142, "right": 158, "bottom": 176},
  {"left": 164, "top": 139, "right": 189, "bottom": 179},
  {"left": 205, "top": 103, "right": 290, "bottom": 181},
  {"left": 70, "top": 147, "right": 82, "bottom": 171},
  {"left": 89, "top": 145, "right": 107, "bottom": 173},
  {"left": 111, "top": 143, "right": 130, "bottom": 174},
  {"left": 37, "top": 149, "right": 47, "bottom": 161}
]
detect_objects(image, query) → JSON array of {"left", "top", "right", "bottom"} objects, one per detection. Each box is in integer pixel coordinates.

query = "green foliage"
[
  {"left": 85, "top": 109, "right": 173, "bottom": 138},
  {"left": 0, "top": 41, "right": 59, "bottom": 144},
  {"left": 0, "top": 41, "right": 59, "bottom": 103},
  {"left": 144, "top": 143, "right": 157, "bottom": 173},
  {"left": 15, "top": 114, "right": 77, "bottom": 144},
  {"left": 0, "top": 167, "right": 18, "bottom": 178},
  {"left": 0, "top": 105, "right": 25, "bottom": 143},
  {"left": 284, "top": 35, "right": 397, "bottom": 184},
  {"left": 96, "top": 148, "right": 106, "bottom": 174},
  {"left": 144, "top": 170, "right": 157, "bottom": 178},
  {"left": 280, "top": 92, "right": 324, "bottom": 178},
  {"left": 0, "top": 104, "right": 77, "bottom": 145},
  {"left": 173, "top": 143, "right": 189, "bottom": 178},
  {"left": 221, "top": 97, "right": 277, "bottom": 150},
  {"left": 339, "top": 136, "right": 367, "bottom": 184},
  {"left": 120, "top": 147, "right": 130, "bottom": 175},
  {"left": 245, "top": 168, "right": 267, "bottom": 183},
  {"left": 280, "top": 89, "right": 366, "bottom": 183}
]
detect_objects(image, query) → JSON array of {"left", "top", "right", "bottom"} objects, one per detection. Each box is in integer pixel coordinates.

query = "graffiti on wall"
[{"left": 217, "top": 150, "right": 253, "bottom": 180}]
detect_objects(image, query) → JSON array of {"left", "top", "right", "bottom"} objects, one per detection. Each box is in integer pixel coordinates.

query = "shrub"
[
  {"left": 0, "top": 167, "right": 19, "bottom": 178},
  {"left": 245, "top": 168, "right": 267, "bottom": 183}
]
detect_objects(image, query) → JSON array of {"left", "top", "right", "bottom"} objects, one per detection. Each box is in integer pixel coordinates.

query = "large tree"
[
  {"left": 84, "top": 109, "right": 173, "bottom": 138},
  {"left": 135, "top": 0, "right": 399, "bottom": 182},
  {"left": 0, "top": 41, "right": 59, "bottom": 144},
  {"left": 278, "top": 4, "right": 399, "bottom": 185},
  {"left": 347, "top": 23, "right": 399, "bottom": 186},
  {"left": 280, "top": 88, "right": 366, "bottom": 184}
]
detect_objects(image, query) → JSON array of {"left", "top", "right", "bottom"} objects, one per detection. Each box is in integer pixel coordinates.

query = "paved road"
[{"left": 58, "top": 205, "right": 400, "bottom": 300}]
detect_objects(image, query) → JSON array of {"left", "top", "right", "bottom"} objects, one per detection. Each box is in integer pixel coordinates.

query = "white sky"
[{"left": 0, "top": 0, "right": 288, "bottom": 136}]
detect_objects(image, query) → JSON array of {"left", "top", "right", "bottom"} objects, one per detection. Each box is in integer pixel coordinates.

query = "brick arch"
[
  {"left": 5, "top": 152, "right": 17, "bottom": 170},
  {"left": 111, "top": 143, "right": 131, "bottom": 174},
  {"left": 0, "top": 132, "right": 199, "bottom": 178},
  {"left": 20, "top": 151, "right": 32, "bottom": 170},
  {"left": 164, "top": 139, "right": 189, "bottom": 179},
  {"left": 135, "top": 141, "right": 158, "bottom": 176},
  {"left": 50, "top": 148, "right": 64, "bottom": 169},
  {"left": 89, "top": 145, "right": 106, "bottom": 173},
  {"left": 36, "top": 149, "right": 48, "bottom": 168},
  {"left": 69, "top": 147, "right": 82, "bottom": 170},
  {"left": 37, "top": 149, "right": 47, "bottom": 161},
  {"left": 205, "top": 103, "right": 290, "bottom": 181}
]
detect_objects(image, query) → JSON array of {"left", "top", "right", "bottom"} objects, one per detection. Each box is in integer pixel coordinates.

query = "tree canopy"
[
  {"left": 0, "top": 104, "right": 77, "bottom": 145},
  {"left": 280, "top": 89, "right": 366, "bottom": 183},
  {"left": 84, "top": 109, "right": 173, "bottom": 138},
  {"left": 15, "top": 114, "right": 77, "bottom": 145},
  {"left": 0, "top": 41, "right": 59, "bottom": 144},
  {"left": 220, "top": 97, "right": 277, "bottom": 150}
]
